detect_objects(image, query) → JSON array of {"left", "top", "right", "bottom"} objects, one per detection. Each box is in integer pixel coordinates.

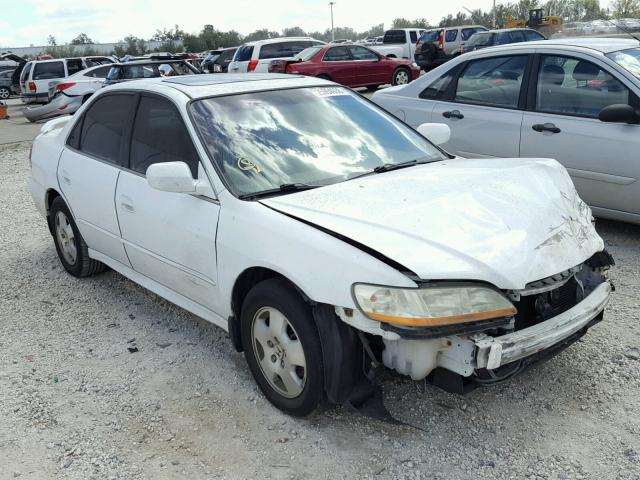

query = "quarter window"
[
  {"left": 454, "top": 55, "right": 528, "bottom": 108},
  {"left": 130, "top": 96, "right": 199, "bottom": 177},
  {"left": 67, "top": 59, "right": 84, "bottom": 75},
  {"left": 461, "top": 28, "right": 483, "bottom": 41},
  {"left": 535, "top": 55, "right": 631, "bottom": 118},
  {"left": 409, "top": 31, "right": 418, "bottom": 43},
  {"left": 259, "top": 41, "right": 315, "bottom": 60},
  {"left": 323, "top": 47, "right": 352, "bottom": 61},
  {"left": 79, "top": 94, "right": 135, "bottom": 165}
]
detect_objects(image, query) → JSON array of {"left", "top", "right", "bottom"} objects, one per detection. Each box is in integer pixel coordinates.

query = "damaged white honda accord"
[{"left": 29, "top": 74, "right": 613, "bottom": 416}]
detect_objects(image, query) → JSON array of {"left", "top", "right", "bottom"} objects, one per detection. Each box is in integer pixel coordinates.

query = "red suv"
[{"left": 269, "top": 44, "right": 420, "bottom": 89}]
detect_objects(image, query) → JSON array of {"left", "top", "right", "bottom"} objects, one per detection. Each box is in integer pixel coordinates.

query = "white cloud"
[{"left": 8, "top": 0, "right": 497, "bottom": 46}]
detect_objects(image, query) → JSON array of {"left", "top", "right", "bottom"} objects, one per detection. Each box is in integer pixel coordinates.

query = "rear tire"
[
  {"left": 0, "top": 87, "right": 10, "bottom": 100},
  {"left": 50, "top": 197, "right": 106, "bottom": 277},
  {"left": 240, "top": 278, "right": 324, "bottom": 417}
]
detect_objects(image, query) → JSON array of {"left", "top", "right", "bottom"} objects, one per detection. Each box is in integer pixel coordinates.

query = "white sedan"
[
  {"left": 30, "top": 74, "right": 612, "bottom": 416},
  {"left": 372, "top": 38, "right": 640, "bottom": 225},
  {"left": 23, "top": 64, "right": 114, "bottom": 122}
]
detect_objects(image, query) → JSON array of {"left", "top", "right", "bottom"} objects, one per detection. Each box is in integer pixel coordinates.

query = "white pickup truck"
[{"left": 370, "top": 28, "right": 426, "bottom": 59}]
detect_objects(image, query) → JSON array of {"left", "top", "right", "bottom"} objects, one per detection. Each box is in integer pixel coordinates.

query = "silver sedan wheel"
[
  {"left": 394, "top": 69, "right": 410, "bottom": 85},
  {"left": 251, "top": 306, "right": 307, "bottom": 399},
  {"left": 55, "top": 211, "right": 77, "bottom": 265},
  {"left": 0, "top": 88, "right": 9, "bottom": 100}
]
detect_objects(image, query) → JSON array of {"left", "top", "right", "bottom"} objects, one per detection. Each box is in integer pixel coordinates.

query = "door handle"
[
  {"left": 532, "top": 123, "right": 561, "bottom": 134},
  {"left": 442, "top": 110, "right": 464, "bottom": 119},
  {"left": 119, "top": 195, "right": 134, "bottom": 213},
  {"left": 60, "top": 169, "right": 71, "bottom": 185}
]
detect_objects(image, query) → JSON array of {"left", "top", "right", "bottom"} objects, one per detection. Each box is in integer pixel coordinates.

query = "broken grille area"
[{"left": 512, "top": 276, "right": 580, "bottom": 330}]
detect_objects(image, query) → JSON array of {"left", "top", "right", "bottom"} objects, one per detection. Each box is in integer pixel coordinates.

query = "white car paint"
[
  {"left": 370, "top": 29, "right": 426, "bottom": 59},
  {"left": 229, "top": 37, "right": 326, "bottom": 73},
  {"left": 371, "top": 38, "right": 640, "bottom": 224},
  {"left": 29, "top": 74, "right": 611, "bottom": 403}
]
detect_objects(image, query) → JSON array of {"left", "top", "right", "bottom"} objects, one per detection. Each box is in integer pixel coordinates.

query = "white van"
[
  {"left": 229, "top": 37, "right": 325, "bottom": 73},
  {"left": 20, "top": 57, "right": 111, "bottom": 104}
]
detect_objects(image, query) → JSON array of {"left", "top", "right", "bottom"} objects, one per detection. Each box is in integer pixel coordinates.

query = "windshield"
[
  {"left": 190, "top": 87, "right": 446, "bottom": 198},
  {"left": 467, "top": 32, "right": 493, "bottom": 46},
  {"left": 607, "top": 47, "right": 640, "bottom": 79},
  {"left": 294, "top": 47, "right": 322, "bottom": 62}
]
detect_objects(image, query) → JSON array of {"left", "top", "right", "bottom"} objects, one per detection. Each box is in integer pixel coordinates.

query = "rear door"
[
  {"left": 321, "top": 46, "right": 356, "bottom": 85},
  {"left": 430, "top": 53, "right": 530, "bottom": 157},
  {"left": 349, "top": 46, "right": 387, "bottom": 85},
  {"left": 115, "top": 94, "right": 220, "bottom": 311},
  {"left": 32, "top": 61, "right": 66, "bottom": 98},
  {"left": 520, "top": 53, "right": 640, "bottom": 216},
  {"left": 57, "top": 93, "right": 137, "bottom": 266}
]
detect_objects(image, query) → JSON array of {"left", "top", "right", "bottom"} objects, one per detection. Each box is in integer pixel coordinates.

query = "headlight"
[{"left": 352, "top": 283, "right": 516, "bottom": 328}]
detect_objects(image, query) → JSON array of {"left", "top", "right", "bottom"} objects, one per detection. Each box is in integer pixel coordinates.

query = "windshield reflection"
[{"left": 190, "top": 87, "right": 445, "bottom": 197}]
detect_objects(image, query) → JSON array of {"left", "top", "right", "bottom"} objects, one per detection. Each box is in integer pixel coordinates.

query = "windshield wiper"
[
  {"left": 238, "top": 183, "right": 320, "bottom": 200},
  {"left": 348, "top": 158, "right": 432, "bottom": 181}
]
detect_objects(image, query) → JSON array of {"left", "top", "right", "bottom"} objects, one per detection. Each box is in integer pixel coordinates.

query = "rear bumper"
[
  {"left": 474, "top": 281, "right": 611, "bottom": 370},
  {"left": 23, "top": 95, "right": 81, "bottom": 122}
]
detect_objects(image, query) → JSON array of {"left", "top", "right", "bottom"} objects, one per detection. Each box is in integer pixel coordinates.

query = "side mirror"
[
  {"left": 599, "top": 104, "right": 640, "bottom": 124},
  {"left": 417, "top": 123, "right": 451, "bottom": 146},
  {"left": 146, "top": 161, "right": 199, "bottom": 194}
]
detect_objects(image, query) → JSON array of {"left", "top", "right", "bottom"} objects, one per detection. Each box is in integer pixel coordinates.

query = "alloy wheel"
[
  {"left": 55, "top": 211, "right": 77, "bottom": 265},
  {"left": 251, "top": 306, "right": 307, "bottom": 398}
]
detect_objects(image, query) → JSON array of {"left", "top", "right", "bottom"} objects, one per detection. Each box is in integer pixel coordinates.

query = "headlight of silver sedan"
[{"left": 352, "top": 283, "right": 516, "bottom": 328}]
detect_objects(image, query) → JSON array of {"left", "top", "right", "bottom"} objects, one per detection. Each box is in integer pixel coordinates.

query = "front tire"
[
  {"left": 50, "top": 197, "right": 105, "bottom": 277},
  {"left": 240, "top": 278, "right": 324, "bottom": 417},
  {"left": 0, "top": 87, "right": 10, "bottom": 100},
  {"left": 392, "top": 67, "right": 411, "bottom": 86}
]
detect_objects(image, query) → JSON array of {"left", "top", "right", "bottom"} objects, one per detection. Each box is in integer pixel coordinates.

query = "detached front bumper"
[{"left": 475, "top": 281, "right": 612, "bottom": 370}]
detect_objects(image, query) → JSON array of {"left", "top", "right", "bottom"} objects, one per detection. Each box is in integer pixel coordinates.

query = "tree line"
[{"left": 44, "top": 0, "right": 640, "bottom": 57}]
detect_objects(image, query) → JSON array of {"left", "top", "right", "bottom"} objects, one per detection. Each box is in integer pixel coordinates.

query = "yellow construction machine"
[{"left": 505, "top": 8, "right": 562, "bottom": 38}]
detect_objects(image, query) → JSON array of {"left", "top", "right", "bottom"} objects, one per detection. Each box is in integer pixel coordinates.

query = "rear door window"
[
  {"left": 461, "top": 28, "right": 483, "bottom": 41},
  {"left": 33, "top": 61, "right": 65, "bottom": 80},
  {"left": 78, "top": 94, "right": 136, "bottom": 165},
  {"left": 454, "top": 55, "right": 528, "bottom": 108},
  {"left": 234, "top": 45, "right": 254, "bottom": 62},
  {"left": 84, "top": 66, "right": 112, "bottom": 78},
  {"left": 409, "top": 31, "right": 418, "bottom": 43},
  {"left": 524, "top": 30, "right": 545, "bottom": 41},
  {"left": 419, "top": 31, "right": 440, "bottom": 43},
  {"left": 509, "top": 30, "right": 526, "bottom": 42},
  {"left": 130, "top": 96, "right": 199, "bottom": 177}
]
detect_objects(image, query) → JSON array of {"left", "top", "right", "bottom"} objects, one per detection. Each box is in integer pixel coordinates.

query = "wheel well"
[
  {"left": 45, "top": 189, "right": 62, "bottom": 234},
  {"left": 229, "top": 267, "right": 301, "bottom": 352}
]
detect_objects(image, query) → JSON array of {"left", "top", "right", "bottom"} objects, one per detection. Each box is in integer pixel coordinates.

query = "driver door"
[
  {"left": 519, "top": 54, "right": 640, "bottom": 216},
  {"left": 115, "top": 94, "right": 221, "bottom": 313}
]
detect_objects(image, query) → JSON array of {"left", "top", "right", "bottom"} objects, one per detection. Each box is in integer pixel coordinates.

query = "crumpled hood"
[{"left": 261, "top": 158, "right": 604, "bottom": 290}]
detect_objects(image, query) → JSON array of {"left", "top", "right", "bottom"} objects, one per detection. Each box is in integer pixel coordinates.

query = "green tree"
[
  {"left": 282, "top": 26, "right": 307, "bottom": 37},
  {"left": 47, "top": 35, "right": 57, "bottom": 47},
  {"left": 243, "top": 29, "right": 280, "bottom": 42},
  {"left": 609, "top": 0, "right": 640, "bottom": 17},
  {"left": 151, "top": 24, "right": 186, "bottom": 42},
  {"left": 70, "top": 33, "right": 95, "bottom": 45},
  {"left": 391, "top": 17, "right": 430, "bottom": 28}
]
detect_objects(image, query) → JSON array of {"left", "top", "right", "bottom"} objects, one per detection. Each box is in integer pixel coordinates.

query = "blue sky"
[{"left": 1, "top": 0, "right": 498, "bottom": 47}]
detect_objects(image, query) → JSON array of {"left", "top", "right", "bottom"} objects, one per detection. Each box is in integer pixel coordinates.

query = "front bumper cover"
[{"left": 475, "top": 281, "right": 611, "bottom": 370}]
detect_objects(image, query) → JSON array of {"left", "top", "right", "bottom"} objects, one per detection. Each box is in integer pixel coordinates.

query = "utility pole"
[
  {"left": 329, "top": 2, "right": 335, "bottom": 42},
  {"left": 493, "top": 0, "right": 496, "bottom": 28}
]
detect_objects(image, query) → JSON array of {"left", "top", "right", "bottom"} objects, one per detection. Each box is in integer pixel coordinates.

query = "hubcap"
[
  {"left": 55, "top": 211, "right": 77, "bottom": 265},
  {"left": 0, "top": 88, "right": 9, "bottom": 99},
  {"left": 251, "top": 307, "right": 307, "bottom": 399},
  {"left": 395, "top": 70, "right": 409, "bottom": 85}
]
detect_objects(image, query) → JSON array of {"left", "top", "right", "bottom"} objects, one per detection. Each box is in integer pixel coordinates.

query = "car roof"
[
  {"left": 484, "top": 36, "right": 639, "bottom": 53},
  {"left": 102, "top": 73, "right": 334, "bottom": 99},
  {"left": 114, "top": 59, "right": 189, "bottom": 66},
  {"left": 242, "top": 37, "right": 321, "bottom": 47}
]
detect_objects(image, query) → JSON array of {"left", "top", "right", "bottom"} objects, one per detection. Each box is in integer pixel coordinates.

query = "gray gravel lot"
[{"left": 1, "top": 139, "right": 639, "bottom": 480}]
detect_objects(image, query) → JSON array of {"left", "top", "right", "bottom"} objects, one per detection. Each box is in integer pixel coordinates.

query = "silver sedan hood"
[{"left": 261, "top": 158, "right": 604, "bottom": 290}]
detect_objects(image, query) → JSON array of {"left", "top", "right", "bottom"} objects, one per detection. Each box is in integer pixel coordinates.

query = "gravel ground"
[{"left": 1, "top": 140, "right": 639, "bottom": 480}]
